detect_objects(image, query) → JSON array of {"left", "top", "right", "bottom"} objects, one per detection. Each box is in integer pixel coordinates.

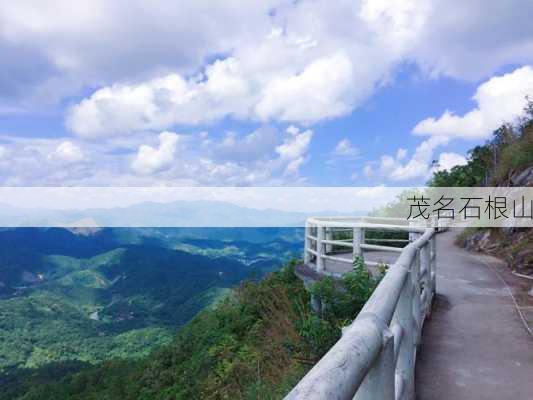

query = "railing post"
[
  {"left": 392, "top": 273, "right": 416, "bottom": 400},
  {"left": 412, "top": 250, "right": 422, "bottom": 346},
  {"left": 419, "top": 243, "right": 432, "bottom": 318},
  {"left": 316, "top": 225, "right": 324, "bottom": 272},
  {"left": 430, "top": 236, "right": 437, "bottom": 295},
  {"left": 408, "top": 222, "right": 421, "bottom": 243},
  {"left": 325, "top": 227, "right": 333, "bottom": 254},
  {"left": 304, "top": 221, "right": 311, "bottom": 264},
  {"left": 354, "top": 329, "right": 395, "bottom": 400},
  {"left": 353, "top": 227, "right": 363, "bottom": 261}
]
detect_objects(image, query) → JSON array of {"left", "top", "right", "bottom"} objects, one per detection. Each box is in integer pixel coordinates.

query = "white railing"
[
  {"left": 287, "top": 217, "right": 437, "bottom": 400},
  {"left": 304, "top": 216, "right": 425, "bottom": 274}
]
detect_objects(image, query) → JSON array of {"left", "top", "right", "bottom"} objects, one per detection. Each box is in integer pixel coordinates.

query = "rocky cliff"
[{"left": 457, "top": 165, "right": 533, "bottom": 295}]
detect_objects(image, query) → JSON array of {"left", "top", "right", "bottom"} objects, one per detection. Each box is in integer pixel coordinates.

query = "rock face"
[
  {"left": 509, "top": 165, "right": 533, "bottom": 187},
  {"left": 462, "top": 227, "right": 533, "bottom": 271},
  {"left": 461, "top": 165, "right": 533, "bottom": 295},
  {"left": 463, "top": 230, "right": 497, "bottom": 252}
]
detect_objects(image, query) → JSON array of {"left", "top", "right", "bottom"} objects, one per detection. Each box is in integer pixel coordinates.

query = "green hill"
[
  {"left": 2, "top": 262, "right": 380, "bottom": 400},
  {"left": 0, "top": 228, "right": 301, "bottom": 376}
]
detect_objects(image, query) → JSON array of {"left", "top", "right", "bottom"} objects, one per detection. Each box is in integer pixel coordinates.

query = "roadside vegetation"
[
  {"left": 429, "top": 97, "right": 533, "bottom": 187},
  {"left": 3, "top": 260, "right": 380, "bottom": 400},
  {"left": 429, "top": 97, "right": 533, "bottom": 274}
]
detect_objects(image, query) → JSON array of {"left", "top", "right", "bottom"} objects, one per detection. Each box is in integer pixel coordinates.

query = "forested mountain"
[
  {"left": 1, "top": 260, "right": 380, "bottom": 400},
  {"left": 428, "top": 99, "right": 533, "bottom": 275},
  {"left": 0, "top": 227, "right": 302, "bottom": 393}
]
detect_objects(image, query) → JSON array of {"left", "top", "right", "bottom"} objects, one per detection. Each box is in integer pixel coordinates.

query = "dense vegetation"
[
  {"left": 0, "top": 228, "right": 301, "bottom": 377},
  {"left": 427, "top": 97, "right": 533, "bottom": 273},
  {"left": 2, "top": 261, "right": 381, "bottom": 400},
  {"left": 429, "top": 97, "right": 533, "bottom": 187}
]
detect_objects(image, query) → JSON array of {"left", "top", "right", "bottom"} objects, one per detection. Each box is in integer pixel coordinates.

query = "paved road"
[{"left": 416, "top": 229, "right": 533, "bottom": 399}]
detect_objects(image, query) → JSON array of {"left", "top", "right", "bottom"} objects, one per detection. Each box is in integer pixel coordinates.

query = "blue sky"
[{"left": 1, "top": 1, "right": 533, "bottom": 187}]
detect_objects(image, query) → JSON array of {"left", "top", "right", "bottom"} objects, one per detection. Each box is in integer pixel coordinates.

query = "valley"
[{"left": 0, "top": 227, "right": 302, "bottom": 374}]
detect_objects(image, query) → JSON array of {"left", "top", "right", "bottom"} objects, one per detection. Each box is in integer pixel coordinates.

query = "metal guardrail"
[{"left": 286, "top": 217, "right": 437, "bottom": 400}]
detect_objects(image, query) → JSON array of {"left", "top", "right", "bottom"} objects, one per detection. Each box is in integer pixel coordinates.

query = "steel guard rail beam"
[{"left": 286, "top": 228, "right": 436, "bottom": 400}]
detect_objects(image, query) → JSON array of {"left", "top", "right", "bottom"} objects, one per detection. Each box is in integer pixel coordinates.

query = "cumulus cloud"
[
  {"left": 333, "top": 139, "right": 359, "bottom": 157},
  {"left": 414, "top": 66, "right": 533, "bottom": 139},
  {"left": 3, "top": 1, "right": 533, "bottom": 186},
  {"left": 0, "top": 0, "right": 276, "bottom": 107},
  {"left": 213, "top": 126, "right": 280, "bottom": 163},
  {"left": 61, "top": 1, "right": 422, "bottom": 137},
  {"left": 47, "top": 141, "right": 84, "bottom": 163},
  {"left": 365, "top": 136, "right": 449, "bottom": 181},
  {"left": 1, "top": 0, "right": 533, "bottom": 121},
  {"left": 0, "top": 136, "right": 98, "bottom": 185},
  {"left": 2, "top": 1, "right": 532, "bottom": 136},
  {"left": 0, "top": 125, "right": 314, "bottom": 185},
  {"left": 436, "top": 152, "right": 467, "bottom": 171},
  {"left": 276, "top": 126, "right": 313, "bottom": 176},
  {"left": 408, "top": 1, "right": 533, "bottom": 80},
  {"left": 363, "top": 65, "right": 533, "bottom": 183},
  {"left": 131, "top": 131, "right": 180, "bottom": 175},
  {"left": 66, "top": 59, "right": 256, "bottom": 138},
  {"left": 254, "top": 53, "right": 355, "bottom": 123},
  {"left": 66, "top": 52, "right": 359, "bottom": 137}
]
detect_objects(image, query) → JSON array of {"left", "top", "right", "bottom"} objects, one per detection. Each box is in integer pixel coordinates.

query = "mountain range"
[{"left": 0, "top": 200, "right": 364, "bottom": 227}]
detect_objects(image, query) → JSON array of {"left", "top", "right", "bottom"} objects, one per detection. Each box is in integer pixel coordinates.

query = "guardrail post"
[
  {"left": 392, "top": 273, "right": 416, "bottom": 400},
  {"left": 408, "top": 222, "right": 420, "bottom": 243},
  {"left": 430, "top": 236, "right": 437, "bottom": 295},
  {"left": 304, "top": 221, "right": 311, "bottom": 264},
  {"left": 420, "top": 243, "right": 432, "bottom": 318},
  {"left": 412, "top": 251, "right": 422, "bottom": 346},
  {"left": 354, "top": 329, "right": 395, "bottom": 400},
  {"left": 325, "top": 227, "right": 333, "bottom": 254},
  {"left": 353, "top": 227, "right": 363, "bottom": 261},
  {"left": 316, "top": 225, "right": 324, "bottom": 272}
]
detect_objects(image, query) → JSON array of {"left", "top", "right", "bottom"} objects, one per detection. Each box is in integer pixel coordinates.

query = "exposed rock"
[
  {"left": 463, "top": 164, "right": 533, "bottom": 273},
  {"left": 461, "top": 228, "right": 533, "bottom": 274},
  {"left": 463, "top": 230, "right": 498, "bottom": 252},
  {"left": 509, "top": 166, "right": 533, "bottom": 187}
]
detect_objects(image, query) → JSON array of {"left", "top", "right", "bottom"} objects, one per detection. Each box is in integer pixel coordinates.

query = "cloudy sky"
[{"left": 1, "top": 0, "right": 533, "bottom": 187}]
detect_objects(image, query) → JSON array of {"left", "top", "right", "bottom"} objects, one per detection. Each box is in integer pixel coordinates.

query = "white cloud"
[
  {"left": 0, "top": 123, "right": 315, "bottom": 186},
  {"left": 62, "top": 1, "right": 419, "bottom": 137},
  {"left": 333, "top": 138, "right": 359, "bottom": 157},
  {"left": 414, "top": 66, "right": 533, "bottom": 139},
  {"left": 275, "top": 127, "right": 313, "bottom": 176},
  {"left": 0, "top": 0, "right": 277, "bottom": 107},
  {"left": 254, "top": 53, "right": 355, "bottom": 123},
  {"left": 436, "top": 152, "right": 467, "bottom": 171},
  {"left": 408, "top": 1, "right": 533, "bottom": 80},
  {"left": 366, "top": 136, "right": 449, "bottom": 181},
  {"left": 48, "top": 141, "right": 84, "bottom": 163},
  {"left": 396, "top": 148, "right": 407, "bottom": 160},
  {"left": 2, "top": 0, "right": 533, "bottom": 120},
  {"left": 3, "top": 1, "right": 533, "bottom": 187},
  {"left": 131, "top": 131, "right": 180, "bottom": 175},
  {"left": 213, "top": 126, "right": 280, "bottom": 163},
  {"left": 67, "top": 52, "right": 359, "bottom": 137},
  {"left": 276, "top": 128, "right": 312, "bottom": 160},
  {"left": 365, "top": 65, "right": 533, "bottom": 184},
  {"left": 0, "top": 136, "right": 98, "bottom": 185}
]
